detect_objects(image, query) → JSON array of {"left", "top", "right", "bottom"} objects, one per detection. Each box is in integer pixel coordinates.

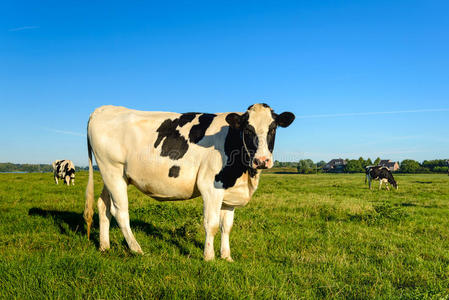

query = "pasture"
[{"left": 1, "top": 172, "right": 449, "bottom": 299}]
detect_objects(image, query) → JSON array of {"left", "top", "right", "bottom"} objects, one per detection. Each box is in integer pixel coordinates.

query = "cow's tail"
[{"left": 84, "top": 129, "right": 94, "bottom": 240}]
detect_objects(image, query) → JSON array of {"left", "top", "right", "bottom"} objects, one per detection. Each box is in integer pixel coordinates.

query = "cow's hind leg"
[
  {"left": 98, "top": 186, "right": 112, "bottom": 251},
  {"left": 54, "top": 175, "right": 58, "bottom": 184},
  {"left": 220, "top": 204, "right": 235, "bottom": 262},
  {"left": 103, "top": 170, "right": 143, "bottom": 254}
]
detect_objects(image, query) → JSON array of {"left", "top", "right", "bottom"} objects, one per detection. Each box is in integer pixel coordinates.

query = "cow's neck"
[
  {"left": 214, "top": 127, "right": 261, "bottom": 189},
  {"left": 247, "top": 169, "right": 261, "bottom": 196}
]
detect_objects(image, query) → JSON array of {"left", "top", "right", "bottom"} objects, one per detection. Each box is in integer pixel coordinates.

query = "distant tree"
[
  {"left": 433, "top": 166, "right": 449, "bottom": 173},
  {"left": 358, "top": 157, "right": 372, "bottom": 168},
  {"left": 345, "top": 160, "right": 364, "bottom": 173},
  {"left": 317, "top": 160, "right": 326, "bottom": 168},
  {"left": 374, "top": 157, "right": 381, "bottom": 165},
  {"left": 358, "top": 157, "right": 365, "bottom": 166},
  {"left": 421, "top": 159, "right": 448, "bottom": 172},
  {"left": 400, "top": 160, "right": 420, "bottom": 173},
  {"left": 297, "top": 159, "right": 315, "bottom": 174}
]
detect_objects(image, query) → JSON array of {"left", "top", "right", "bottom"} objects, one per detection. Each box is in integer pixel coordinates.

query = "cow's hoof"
[
  {"left": 204, "top": 255, "right": 215, "bottom": 261},
  {"left": 134, "top": 249, "right": 144, "bottom": 255},
  {"left": 222, "top": 256, "right": 234, "bottom": 262},
  {"left": 99, "top": 246, "right": 110, "bottom": 252}
]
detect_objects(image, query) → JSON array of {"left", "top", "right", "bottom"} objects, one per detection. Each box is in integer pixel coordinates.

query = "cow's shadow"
[
  {"left": 28, "top": 207, "right": 203, "bottom": 256},
  {"left": 29, "top": 207, "right": 88, "bottom": 235}
]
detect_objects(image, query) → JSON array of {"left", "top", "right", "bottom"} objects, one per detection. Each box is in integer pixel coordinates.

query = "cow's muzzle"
[{"left": 253, "top": 157, "right": 271, "bottom": 169}]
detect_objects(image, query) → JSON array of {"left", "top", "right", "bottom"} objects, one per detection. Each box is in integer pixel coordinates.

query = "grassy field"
[{"left": 1, "top": 172, "right": 449, "bottom": 299}]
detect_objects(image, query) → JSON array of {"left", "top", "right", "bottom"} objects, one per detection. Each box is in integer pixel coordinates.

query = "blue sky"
[{"left": 1, "top": 0, "right": 448, "bottom": 166}]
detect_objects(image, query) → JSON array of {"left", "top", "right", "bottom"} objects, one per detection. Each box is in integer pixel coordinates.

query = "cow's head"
[
  {"left": 390, "top": 178, "right": 398, "bottom": 190},
  {"left": 226, "top": 103, "right": 295, "bottom": 169}
]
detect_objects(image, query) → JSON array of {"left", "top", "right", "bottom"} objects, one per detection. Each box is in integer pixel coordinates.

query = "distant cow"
[
  {"left": 84, "top": 103, "right": 295, "bottom": 261},
  {"left": 365, "top": 165, "right": 397, "bottom": 190},
  {"left": 52, "top": 160, "right": 75, "bottom": 185}
]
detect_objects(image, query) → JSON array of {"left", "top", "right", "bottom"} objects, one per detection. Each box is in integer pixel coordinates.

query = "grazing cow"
[
  {"left": 84, "top": 104, "right": 295, "bottom": 261},
  {"left": 365, "top": 165, "right": 398, "bottom": 190},
  {"left": 52, "top": 160, "right": 76, "bottom": 185}
]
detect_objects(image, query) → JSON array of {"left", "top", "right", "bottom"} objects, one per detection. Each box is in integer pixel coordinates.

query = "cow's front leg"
[
  {"left": 220, "top": 204, "right": 235, "bottom": 262},
  {"left": 379, "top": 180, "right": 383, "bottom": 190},
  {"left": 202, "top": 189, "right": 224, "bottom": 261}
]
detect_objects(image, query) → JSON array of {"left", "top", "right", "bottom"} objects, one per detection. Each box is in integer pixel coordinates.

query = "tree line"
[
  {"left": 274, "top": 158, "right": 449, "bottom": 174},
  {"left": 1, "top": 159, "right": 447, "bottom": 174},
  {"left": 0, "top": 163, "right": 99, "bottom": 173}
]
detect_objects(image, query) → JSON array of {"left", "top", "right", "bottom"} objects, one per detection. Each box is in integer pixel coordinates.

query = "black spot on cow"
[
  {"left": 178, "top": 113, "right": 198, "bottom": 127},
  {"left": 215, "top": 126, "right": 257, "bottom": 189},
  {"left": 267, "top": 121, "right": 277, "bottom": 152},
  {"left": 56, "top": 162, "right": 61, "bottom": 174},
  {"left": 66, "top": 168, "right": 75, "bottom": 177},
  {"left": 154, "top": 112, "right": 213, "bottom": 160},
  {"left": 168, "top": 165, "right": 180, "bottom": 178},
  {"left": 189, "top": 113, "right": 216, "bottom": 143},
  {"left": 154, "top": 118, "right": 190, "bottom": 160}
]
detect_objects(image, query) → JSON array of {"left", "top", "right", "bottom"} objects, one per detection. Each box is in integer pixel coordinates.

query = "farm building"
[
  {"left": 379, "top": 159, "right": 400, "bottom": 171},
  {"left": 323, "top": 159, "right": 347, "bottom": 173}
]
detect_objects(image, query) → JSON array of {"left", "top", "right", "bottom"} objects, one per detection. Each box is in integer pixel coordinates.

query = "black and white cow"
[
  {"left": 52, "top": 159, "right": 76, "bottom": 185},
  {"left": 84, "top": 104, "right": 295, "bottom": 261},
  {"left": 365, "top": 165, "right": 398, "bottom": 190}
]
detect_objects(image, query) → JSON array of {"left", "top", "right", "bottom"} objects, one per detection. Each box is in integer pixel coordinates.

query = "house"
[
  {"left": 323, "top": 159, "right": 347, "bottom": 173},
  {"left": 379, "top": 159, "right": 400, "bottom": 172}
]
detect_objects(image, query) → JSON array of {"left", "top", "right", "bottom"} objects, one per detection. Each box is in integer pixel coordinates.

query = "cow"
[
  {"left": 365, "top": 165, "right": 398, "bottom": 190},
  {"left": 52, "top": 159, "right": 76, "bottom": 185},
  {"left": 84, "top": 103, "right": 295, "bottom": 261}
]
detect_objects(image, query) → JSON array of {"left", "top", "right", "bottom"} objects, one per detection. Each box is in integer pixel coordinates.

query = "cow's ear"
[
  {"left": 276, "top": 112, "right": 295, "bottom": 128},
  {"left": 226, "top": 113, "right": 243, "bottom": 129}
]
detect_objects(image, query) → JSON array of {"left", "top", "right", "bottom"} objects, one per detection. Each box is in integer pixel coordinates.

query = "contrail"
[
  {"left": 44, "top": 128, "right": 86, "bottom": 137},
  {"left": 8, "top": 26, "right": 40, "bottom": 32},
  {"left": 295, "top": 108, "right": 449, "bottom": 119}
]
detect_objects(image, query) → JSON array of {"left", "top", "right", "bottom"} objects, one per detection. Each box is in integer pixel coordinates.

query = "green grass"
[{"left": 1, "top": 172, "right": 449, "bottom": 299}]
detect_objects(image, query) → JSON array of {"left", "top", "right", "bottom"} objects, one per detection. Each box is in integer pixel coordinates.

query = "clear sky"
[{"left": 1, "top": 0, "right": 448, "bottom": 166}]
